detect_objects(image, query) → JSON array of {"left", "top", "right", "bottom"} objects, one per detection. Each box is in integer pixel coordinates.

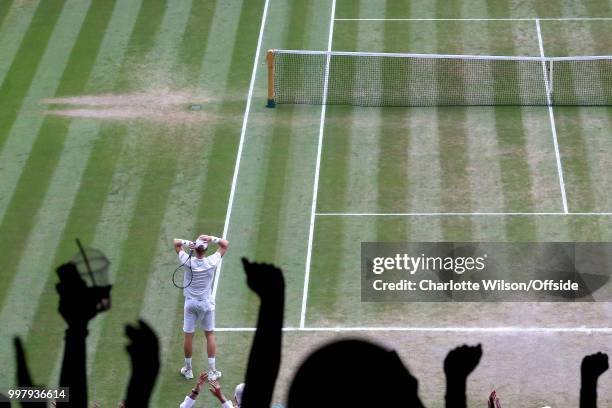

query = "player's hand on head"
[
  {"left": 241, "top": 257, "right": 285, "bottom": 299},
  {"left": 55, "top": 262, "right": 111, "bottom": 328},
  {"left": 581, "top": 352, "right": 609, "bottom": 379},
  {"left": 444, "top": 343, "right": 482, "bottom": 380}
]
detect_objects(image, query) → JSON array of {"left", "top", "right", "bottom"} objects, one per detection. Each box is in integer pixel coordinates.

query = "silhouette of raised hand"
[
  {"left": 241, "top": 258, "right": 285, "bottom": 408},
  {"left": 444, "top": 344, "right": 482, "bottom": 408},
  {"left": 242, "top": 258, "right": 285, "bottom": 299},
  {"left": 14, "top": 337, "right": 46, "bottom": 408},
  {"left": 56, "top": 263, "right": 111, "bottom": 328},
  {"left": 124, "top": 320, "right": 160, "bottom": 407},
  {"left": 445, "top": 344, "right": 483, "bottom": 379},
  {"left": 580, "top": 352, "right": 608, "bottom": 408},
  {"left": 582, "top": 352, "right": 609, "bottom": 379}
]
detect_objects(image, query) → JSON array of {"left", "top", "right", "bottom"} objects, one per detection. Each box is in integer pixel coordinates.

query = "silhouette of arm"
[
  {"left": 580, "top": 352, "right": 608, "bottom": 408},
  {"left": 56, "top": 262, "right": 111, "bottom": 408},
  {"left": 240, "top": 258, "right": 285, "bottom": 408},
  {"left": 124, "top": 320, "right": 160, "bottom": 407},
  {"left": 444, "top": 344, "right": 482, "bottom": 408},
  {"left": 13, "top": 337, "right": 45, "bottom": 408}
]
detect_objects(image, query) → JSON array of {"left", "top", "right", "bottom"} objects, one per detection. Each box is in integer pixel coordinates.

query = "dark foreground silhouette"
[{"left": 7, "top": 258, "right": 609, "bottom": 407}]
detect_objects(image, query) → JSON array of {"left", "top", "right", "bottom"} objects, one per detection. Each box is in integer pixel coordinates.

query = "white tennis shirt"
[{"left": 179, "top": 250, "right": 222, "bottom": 300}]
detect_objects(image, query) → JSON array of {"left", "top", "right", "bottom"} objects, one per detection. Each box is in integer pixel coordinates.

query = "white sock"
[
  {"left": 208, "top": 357, "right": 216, "bottom": 371},
  {"left": 185, "top": 357, "right": 192, "bottom": 370}
]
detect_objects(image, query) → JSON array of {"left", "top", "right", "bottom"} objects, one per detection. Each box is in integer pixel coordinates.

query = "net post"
[{"left": 266, "top": 49, "right": 276, "bottom": 108}]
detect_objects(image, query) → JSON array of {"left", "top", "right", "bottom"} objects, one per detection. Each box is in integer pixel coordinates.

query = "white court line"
[
  {"left": 300, "top": 0, "right": 336, "bottom": 329},
  {"left": 335, "top": 17, "right": 612, "bottom": 21},
  {"left": 316, "top": 212, "right": 612, "bottom": 216},
  {"left": 212, "top": 0, "right": 270, "bottom": 299},
  {"left": 215, "top": 326, "right": 612, "bottom": 333},
  {"left": 536, "top": 19, "right": 569, "bottom": 214}
]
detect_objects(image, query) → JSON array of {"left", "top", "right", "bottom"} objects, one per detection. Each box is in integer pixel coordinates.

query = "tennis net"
[{"left": 266, "top": 50, "right": 612, "bottom": 107}]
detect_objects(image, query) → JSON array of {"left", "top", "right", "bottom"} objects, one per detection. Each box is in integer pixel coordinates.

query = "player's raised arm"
[
  {"left": 198, "top": 235, "right": 229, "bottom": 257},
  {"left": 216, "top": 238, "right": 229, "bottom": 257},
  {"left": 173, "top": 238, "right": 194, "bottom": 254}
]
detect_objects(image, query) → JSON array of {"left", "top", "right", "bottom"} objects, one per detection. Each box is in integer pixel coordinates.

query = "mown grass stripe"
[
  {"left": 402, "top": 9, "right": 443, "bottom": 238},
  {"left": 114, "top": 0, "right": 167, "bottom": 92},
  {"left": 0, "top": 0, "right": 92, "bottom": 321},
  {"left": 0, "top": 0, "right": 14, "bottom": 31},
  {"left": 433, "top": 0, "right": 475, "bottom": 241},
  {"left": 0, "top": 3, "right": 108, "bottom": 225},
  {"left": 375, "top": 0, "right": 410, "bottom": 241},
  {"left": 56, "top": 0, "right": 118, "bottom": 96},
  {"left": 174, "top": 0, "right": 218, "bottom": 88},
  {"left": 0, "top": 1, "right": 39, "bottom": 87},
  {"left": 253, "top": 108, "right": 295, "bottom": 261},
  {"left": 0, "top": 0, "right": 66, "bottom": 152},
  {"left": 455, "top": 1, "right": 504, "bottom": 239}
]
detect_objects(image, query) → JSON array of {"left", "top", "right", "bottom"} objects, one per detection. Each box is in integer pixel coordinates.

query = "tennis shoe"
[
  {"left": 180, "top": 366, "right": 194, "bottom": 380},
  {"left": 208, "top": 369, "right": 222, "bottom": 381}
]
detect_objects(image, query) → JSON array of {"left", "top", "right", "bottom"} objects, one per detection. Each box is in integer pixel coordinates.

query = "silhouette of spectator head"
[{"left": 287, "top": 339, "right": 424, "bottom": 407}]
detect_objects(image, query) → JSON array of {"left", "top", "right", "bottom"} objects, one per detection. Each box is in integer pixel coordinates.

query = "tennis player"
[{"left": 173, "top": 234, "right": 229, "bottom": 381}]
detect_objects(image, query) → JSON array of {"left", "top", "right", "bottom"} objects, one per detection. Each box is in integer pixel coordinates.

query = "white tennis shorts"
[{"left": 183, "top": 297, "right": 215, "bottom": 333}]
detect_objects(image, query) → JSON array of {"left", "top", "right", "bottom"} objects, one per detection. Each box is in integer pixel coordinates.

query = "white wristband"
[
  {"left": 211, "top": 237, "right": 221, "bottom": 244},
  {"left": 181, "top": 240, "right": 193, "bottom": 246}
]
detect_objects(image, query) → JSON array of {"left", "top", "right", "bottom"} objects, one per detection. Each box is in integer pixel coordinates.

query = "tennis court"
[{"left": 0, "top": 0, "right": 611, "bottom": 406}]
